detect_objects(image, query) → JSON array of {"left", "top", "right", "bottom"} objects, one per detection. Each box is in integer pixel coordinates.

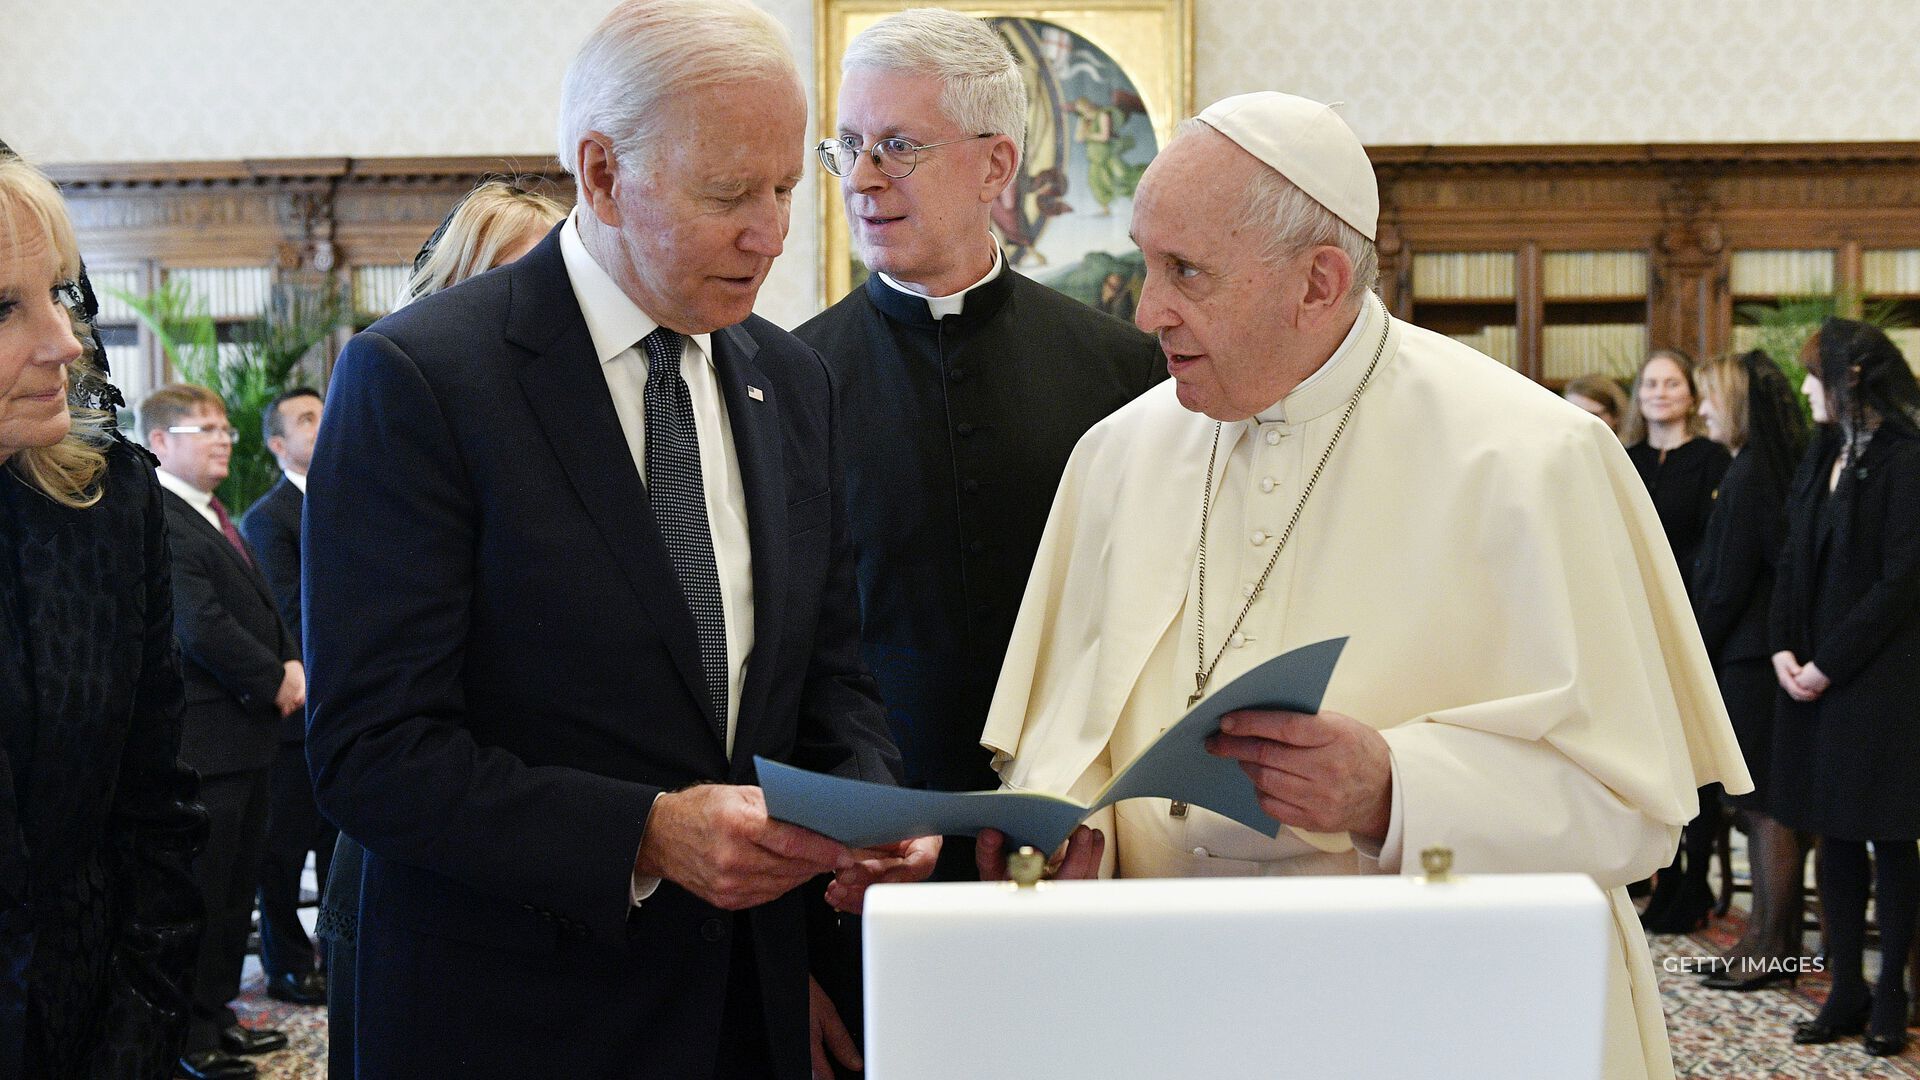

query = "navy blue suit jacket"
[
  {"left": 239, "top": 475, "right": 304, "bottom": 742},
  {"left": 303, "top": 228, "right": 899, "bottom": 1079}
]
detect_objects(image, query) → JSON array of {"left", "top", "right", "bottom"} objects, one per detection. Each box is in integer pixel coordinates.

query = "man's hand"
[
  {"left": 276, "top": 660, "right": 306, "bottom": 717},
  {"left": 634, "top": 785, "right": 852, "bottom": 910},
  {"left": 823, "top": 835, "right": 942, "bottom": 914},
  {"left": 809, "top": 974, "right": 861, "bottom": 1077},
  {"left": 1774, "top": 650, "right": 1820, "bottom": 702},
  {"left": 974, "top": 825, "right": 1103, "bottom": 882},
  {"left": 1205, "top": 709, "right": 1392, "bottom": 842}
]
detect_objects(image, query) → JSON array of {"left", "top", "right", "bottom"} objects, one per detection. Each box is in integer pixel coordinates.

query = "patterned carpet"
[
  {"left": 229, "top": 910, "right": 1915, "bottom": 1079},
  {"left": 1653, "top": 909, "right": 1919, "bottom": 1078}
]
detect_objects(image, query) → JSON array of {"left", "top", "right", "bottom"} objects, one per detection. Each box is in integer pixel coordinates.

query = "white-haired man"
[
  {"left": 976, "top": 93, "right": 1750, "bottom": 1080},
  {"left": 793, "top": 10, "right": 1161, "bottom": 1069},
  {"left": 303, "top": 3, "right": 933, "bottom": 1077}
]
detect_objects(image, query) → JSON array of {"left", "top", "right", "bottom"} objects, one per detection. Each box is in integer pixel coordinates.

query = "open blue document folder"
[{"left": 757, "top": 636, "right": 1347, "bottom": 854}]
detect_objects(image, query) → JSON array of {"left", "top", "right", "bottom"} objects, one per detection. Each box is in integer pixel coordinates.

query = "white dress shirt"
[
  {"left": 284, "top": 469, "right": 307, "bottom": 494},
  {"left": 156, "top": 467, "right": 220, "bottom": 531},
  {"left": 877, "top": 234, "right": 1004, "bottom": 318},
  {"left": 560, "top": 212, "right": 755, "bottom": 754}
]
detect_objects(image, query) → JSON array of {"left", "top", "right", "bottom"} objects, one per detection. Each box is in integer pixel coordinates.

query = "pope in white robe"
[{"left": 976, "top": 93, "right": 1751, "bottom": 1080}]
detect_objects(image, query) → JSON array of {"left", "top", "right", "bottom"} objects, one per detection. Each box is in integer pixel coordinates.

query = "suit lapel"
[
  {"left": 503, "top": 240, "right": 716, "bottom": 739},
  {"left": 165, "top": 490, "right": 277, "bottom": 607},
  {"left": 712, "top": 325, "right": 785, "bottom": 767}
]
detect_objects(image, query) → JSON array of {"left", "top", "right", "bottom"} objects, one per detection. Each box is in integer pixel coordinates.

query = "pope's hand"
[
  {"left": 1205, "top": 709, "right": 1392, "bottom": 842},
  {"left": 823, "top": 835, "right": 942, "bottom": 913},
  {"left": 974, "top": 825, "right": 1103, "bottom": 882},
  {"left": 633, "top": 785, "right": 852, "bottom": 911}
]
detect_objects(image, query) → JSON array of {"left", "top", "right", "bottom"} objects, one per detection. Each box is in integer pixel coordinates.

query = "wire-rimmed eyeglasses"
[
  {"left": 815, "top": 132, "right": 995, "bottom": 179},
  {"left": 166, "top": 424, "right": 242, "bottom": 444}
]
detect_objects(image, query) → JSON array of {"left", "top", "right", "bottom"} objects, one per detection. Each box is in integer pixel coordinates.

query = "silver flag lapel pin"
[{"left": 747, "top": 385, "right": 764, "bottom": 401}]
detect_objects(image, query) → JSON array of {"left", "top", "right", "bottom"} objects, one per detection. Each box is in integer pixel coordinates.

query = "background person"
[
  {"left": 1623, "top": 346, "right": 1731, "bottom": 933},
  {"left": 1688, "top": 350, "right": 1810, "bottom": 991},
  {"left": 0, "top": 155, "right": 204, "bottom": 1080},
  {"left": 143, "top": 382, "right": 303, "bottom": 1080},
  {"left": 1768, "top": 319, "right": 1920, "bottom": 1057},
  {"left": 238, "top": 387, "right": 331, "bottom": 1009},
  {"left": 1563, "top": 372, "right": 1629, "bottom": 440}
]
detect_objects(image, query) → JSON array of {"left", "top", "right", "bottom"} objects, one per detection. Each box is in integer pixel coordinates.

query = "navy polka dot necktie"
[{"left": 641, "top": 327, "right": 728, "bottom": 744}]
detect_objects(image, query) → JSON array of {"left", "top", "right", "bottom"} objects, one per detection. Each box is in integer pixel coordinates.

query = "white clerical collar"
[
  {"left": 876, "top": 236, "right": 1004, "bottom": 319},
  {"left": 561, "top": 211, "right": 716, "bottom": 370},
  {"left": 156, "top": 466, "right": 215, "bottom": 509},
  {"left": 285, "top": 469, "right": 307, "bottom": 494},
  {"left": 1252, "top": 294, "right": 1381, "bottom": 426}
]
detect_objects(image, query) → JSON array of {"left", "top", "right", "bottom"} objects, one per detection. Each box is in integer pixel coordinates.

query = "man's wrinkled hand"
[
  {"left": 823, "top": 835, "right": 942, "bottom": 913},
  {"left": 974, "top": 825, "right": 1103, "bottom": 882},
  {"left": 809, "top": 974, "right": 861, "bottom": 1077},
  {"left": 634, "top": 785, "right": 852, "bottom": 910},
  {"left": 1206, "top": 708, "right": 1392, "bottom": 842}
]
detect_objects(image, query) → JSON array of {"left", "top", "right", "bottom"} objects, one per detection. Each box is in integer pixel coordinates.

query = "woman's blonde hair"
[
  {"left": 1693, "top": 353, "right": 1752, "bottom": 452},
  {"left": 0, "top": 157, "right": 113, "bottom": 509},
  {"left": 402, "top": 180, "right": 566, "bottom": 303}
]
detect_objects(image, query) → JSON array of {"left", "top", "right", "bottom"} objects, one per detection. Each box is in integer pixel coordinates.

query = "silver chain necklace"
[{"left": 1189, "top": 302, "right": 1391, "bottom": 709}]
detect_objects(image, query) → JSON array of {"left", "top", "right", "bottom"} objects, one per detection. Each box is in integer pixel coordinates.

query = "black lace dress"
[{"left": 0, "top": 441, "right": 206, "bottom": 1078}]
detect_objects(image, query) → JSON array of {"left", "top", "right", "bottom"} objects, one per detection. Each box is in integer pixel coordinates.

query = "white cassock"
[{"left": 981, "top": 295, "right": 1751, "bottom": 1080}]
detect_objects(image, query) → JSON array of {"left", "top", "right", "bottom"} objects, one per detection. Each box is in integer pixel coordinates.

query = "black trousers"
[
  {"left": 257, "top": 741, "right": 336, "bottom": 979},
  {"left": 187, "top": 767, "right": 273, "bottom": 1052}
]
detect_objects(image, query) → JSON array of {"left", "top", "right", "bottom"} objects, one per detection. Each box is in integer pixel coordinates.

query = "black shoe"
[
  {"left": 1792, "top": 996, "right": 1871, "bottom": 1045},
  {"left": 1642, "top": 877, "right": 1715, "bottom": 934},
  {"left": 1863, "top": 1032, "right": 1909, "bottom": 1057},
  {"left": 217, "top": 1024, "right": 288, "bottom": 1056},
  {"left": 1701, "top": 967, "right": 1797, "bottom": 991},
  {"left": 265, "top": 969, "right": 327, "bottom": 1005},
  {"left": 176, "top": 1049, "right": 257, "bottom": 1079}
]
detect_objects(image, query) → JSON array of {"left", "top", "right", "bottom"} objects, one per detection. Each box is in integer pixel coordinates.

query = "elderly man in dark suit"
[
  {"left": 237, "top": 387, "right": 332, "bottom": 1008},
  {"left": 302, "top": 3, "right": 935, "bottom": 1077},
  {"left": 142, "top": 382, "right": 302, "bottom": 1080}
]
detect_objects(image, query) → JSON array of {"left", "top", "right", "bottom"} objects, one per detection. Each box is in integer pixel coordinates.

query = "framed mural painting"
[{"left": 814, "top": 0, "right": 1194, "bottom": 314}]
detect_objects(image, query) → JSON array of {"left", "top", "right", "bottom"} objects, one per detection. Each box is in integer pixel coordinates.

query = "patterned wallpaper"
[{"left": 6, "top": 0, "right": 1919, "bottom": 324}]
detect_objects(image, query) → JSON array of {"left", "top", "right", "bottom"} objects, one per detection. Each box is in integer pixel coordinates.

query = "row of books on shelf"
[
  {"left": 352, "top": 265, "right": 413, "bottom": 320},
  {"left": 1729, "top": 250, "right": 1834, "bottom": 297},
  {"left": 1862, "top": 250, "right": 1920, "bottom": 296},
  {"left": 1446, "top": 324, "right": 1517, "bottom": 367},
  {"left": 1412, "top": 252, "right": 1515, "bottom": 301},
  {"left": 1541, "top": 323, "right": 1645, "bottom": 382},
  {"left": 1540, "top": 251, "right": 1648, "bottom": 300}
]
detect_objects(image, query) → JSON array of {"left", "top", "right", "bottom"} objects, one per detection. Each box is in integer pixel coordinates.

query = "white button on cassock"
[
  {"left": 1241, "top": 583, "right": 1256, "bottom": 598},
  {"left": 1191, "top": 846, "right": 1210, "bottom": 857},
  {"left": 1251, "top": 531, "right": 1267, "bottom": 545},
  {"left": 1264, "top": 429, "right": 1281, "bottom": 445},
  {"left": 1229, "top": 633, "right": 1246, "bottom": 648},
  {"left": 1260, "top": 477, "right": 1275, "bottom": 493}
]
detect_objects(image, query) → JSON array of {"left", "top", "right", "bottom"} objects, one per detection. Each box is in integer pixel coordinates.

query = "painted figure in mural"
[{"left": 1072, "top": 92, "right": 1150, "bottom": 214}]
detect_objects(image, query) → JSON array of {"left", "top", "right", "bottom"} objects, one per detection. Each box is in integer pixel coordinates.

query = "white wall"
[{"left": 7, "top": 0, "right": 1919, "bottom": 326}]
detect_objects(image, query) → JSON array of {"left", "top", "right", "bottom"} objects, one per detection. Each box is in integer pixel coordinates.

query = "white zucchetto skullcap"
[{"left": 1196, "top": 91, "right": 1378, "bottom": 241}]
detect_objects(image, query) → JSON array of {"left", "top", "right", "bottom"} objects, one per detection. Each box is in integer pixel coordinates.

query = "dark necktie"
[
  {"left": 210, "top": 496, "right": 254, "bottom": 568},
  {"left": 641, "top": 328, "right": 728, "bottom": 744}
]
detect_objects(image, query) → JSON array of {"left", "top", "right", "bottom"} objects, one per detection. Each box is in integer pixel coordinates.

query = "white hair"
[
  {"left": 842, "top": 8, "right": 1027, "bottom": 155},
  {"left": 1173, "top": 117, "right": 1378, "bottom": 303},
  {"left": 556, "top": 0, "right": 800, "bottom": 180}
]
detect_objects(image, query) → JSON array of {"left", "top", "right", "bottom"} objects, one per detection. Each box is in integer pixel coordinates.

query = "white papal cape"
[{"left": 981, "top": 297, "right": 1751, "bottom": 1080}]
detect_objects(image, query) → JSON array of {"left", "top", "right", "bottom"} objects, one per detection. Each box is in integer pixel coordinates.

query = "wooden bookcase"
[{"left": 1370, "top": 142, "right": 1920, "bottom": 387}]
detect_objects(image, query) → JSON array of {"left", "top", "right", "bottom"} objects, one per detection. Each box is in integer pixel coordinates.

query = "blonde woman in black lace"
[{"left": 0, "top": 155, "right": 204, "bottom": 1079}]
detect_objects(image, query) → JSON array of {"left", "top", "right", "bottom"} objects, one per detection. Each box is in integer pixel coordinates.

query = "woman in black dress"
[
  {"left": 1625, "top": 348, "right": 1733, "bottom": 931},
  {"left": 1770, "top": 318, "right": 1920, "bottom": 1057},
  {"left": 1689, "top": 351, "right": 1810, "bottom": 990},
  {"left": 0, "top": 157, "right": 204, "bottom": 1077}
]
